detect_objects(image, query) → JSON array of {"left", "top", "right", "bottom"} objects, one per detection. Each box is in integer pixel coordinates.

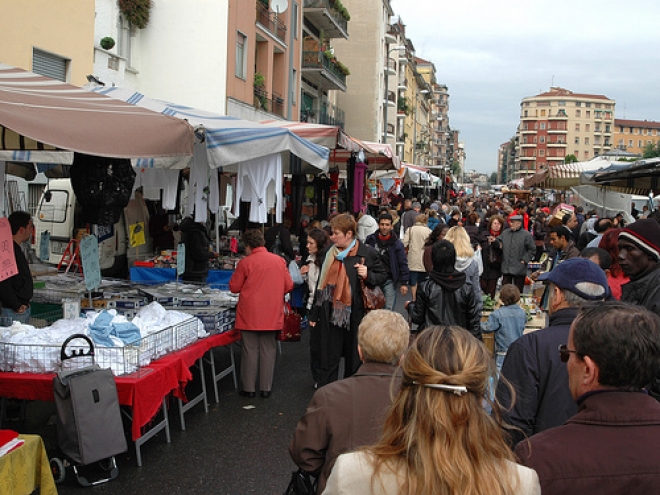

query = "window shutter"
[{"left": 32, "top": 49, "right": 67, "bottom": 81}]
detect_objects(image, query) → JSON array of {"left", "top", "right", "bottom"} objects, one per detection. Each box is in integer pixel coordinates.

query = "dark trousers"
[
  {"left": 319, "top": 323, "right": 360, "bottom": 387},
  {"left": 480, "top": 278, "right": 499, "bottom": 299},
  {"left": 502, "top": 274, "right": 525, "bottom": 293}
]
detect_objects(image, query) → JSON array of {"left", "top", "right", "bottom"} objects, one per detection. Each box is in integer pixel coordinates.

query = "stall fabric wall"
[{"left": 571, "top": 185, "right": 645, "bottom": 218}]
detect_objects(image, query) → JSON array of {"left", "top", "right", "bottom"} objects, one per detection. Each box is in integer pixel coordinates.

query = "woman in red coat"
[{"left": 229, "top": 229, "right": 294, "bottom": 398}]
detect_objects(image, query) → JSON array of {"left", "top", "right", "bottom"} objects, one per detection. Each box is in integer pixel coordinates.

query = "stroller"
[{"left": 50, "top": 334, "right": 127, "bottom": 486}]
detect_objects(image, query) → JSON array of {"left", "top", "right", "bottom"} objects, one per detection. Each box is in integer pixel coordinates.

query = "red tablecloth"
[{"left": 0, "top": 329, "right": 240, "bottom": 440}]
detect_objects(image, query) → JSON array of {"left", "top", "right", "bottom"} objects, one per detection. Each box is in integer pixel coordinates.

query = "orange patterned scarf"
[{"left": 316, "top": 241, "right": 360, "bottom": 327}]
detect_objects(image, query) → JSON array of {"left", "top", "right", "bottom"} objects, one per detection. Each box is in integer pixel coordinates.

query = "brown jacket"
[
  {"left": 515, "top": 390, "right": 660, "bottom": 495},
  {"left": 289, "top": 362, "right": 400, "bottom": 494}
]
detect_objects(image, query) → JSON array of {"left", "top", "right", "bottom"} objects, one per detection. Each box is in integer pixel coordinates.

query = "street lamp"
[
  {"left": 412, "top": 88, "right": 430, "bottom": 165},
  {"left": 383, "top": 45, "right": 406, "bottom": 145}
]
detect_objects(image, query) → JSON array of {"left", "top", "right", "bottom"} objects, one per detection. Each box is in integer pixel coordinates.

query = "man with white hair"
[{"left": 496, "top": 257, "right": 609, "bottom": 447}]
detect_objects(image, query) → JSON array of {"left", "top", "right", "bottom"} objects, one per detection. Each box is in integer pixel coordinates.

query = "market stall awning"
[
  {"left": 93, "top": 87, "right": 329, "bottom": 172},
  {"left": 258, "top": 119, "right": 398, "bottom": 171},
  {"left": 0, "top": 64, "right": 194, "bottom": 165},
  {"left": 523, "top": 157, "right": 612, "bottom": 190},
  {"left": 588, "top": 157, "right": 660, "bottom": 194}
]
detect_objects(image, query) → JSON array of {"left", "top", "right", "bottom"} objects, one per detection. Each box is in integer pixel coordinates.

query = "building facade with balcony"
[
  {"left": 1, "top": 0, "right": 94, "bottom": 85},
  {"left": 612, "top": 119, "right": 660, "bottom": 156},
  {"left": 516, "top": 87, "right": 615, "bottom": 175},
  {"left": 331, "top": 0, "right": 394, "bottom": 142},
  {"left": 300, "top": 0, "right": 350, "bottom": 128}
]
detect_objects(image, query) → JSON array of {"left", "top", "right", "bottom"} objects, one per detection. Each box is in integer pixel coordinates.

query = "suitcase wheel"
[{"left": 50, "top": 457, "right": 66, "bottom": 484}]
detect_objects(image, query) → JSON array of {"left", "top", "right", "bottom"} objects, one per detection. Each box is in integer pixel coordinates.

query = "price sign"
[
  {"left": 80, "top": 235, "right": 101, "bottom": 291},
  {"left": 177, "top": 243, "right": 186, "bottom": 276},
  {"left": 39, "top": 231, "right": 50, "bottom": 262},
  {"left": 0, "top": 218, "right": 17, "bottom": 283}
]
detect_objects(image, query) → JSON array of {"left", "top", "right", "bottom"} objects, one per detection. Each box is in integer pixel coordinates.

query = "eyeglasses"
[{"left": 558, "top": 344, "right": 579, "bottom": 363}]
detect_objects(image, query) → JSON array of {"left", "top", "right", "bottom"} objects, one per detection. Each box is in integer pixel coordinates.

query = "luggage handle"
[{"left": 60, "top": 334, "right": 95, "bottom": 362}]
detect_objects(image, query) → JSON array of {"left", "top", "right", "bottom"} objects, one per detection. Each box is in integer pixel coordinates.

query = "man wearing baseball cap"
[
  {"left": 619, "top": 217, "right": 660, "bottom": 400},
  {"left": 495, "top": 257, "right": 609, "bottom": 447}
]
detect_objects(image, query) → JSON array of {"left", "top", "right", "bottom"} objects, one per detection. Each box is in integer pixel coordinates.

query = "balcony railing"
[
  {"left": 256, "top": 2, "right": 287, "bottom": 42},
  {"left": 302, "top": 51, "right": 347, "bottom": 88},
  {"left": 271, "top": 91, "right": 284, "bottom": 117},
  {"left": 385, "top": 90, "right": 396, "bottom": 106},
  {"left": 300, "top": 101, "right": 345, "bottom": 129},
  {"left": 385, "top": 57, "right": 397, "bottom": 74},
  {"left": 303, "top": 0, "right": 348, "bottom": 38}
]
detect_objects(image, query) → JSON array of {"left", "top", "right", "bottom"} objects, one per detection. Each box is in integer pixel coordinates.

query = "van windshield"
[{"left": 38, "top": 190, "right": 68, "bottom": 223}]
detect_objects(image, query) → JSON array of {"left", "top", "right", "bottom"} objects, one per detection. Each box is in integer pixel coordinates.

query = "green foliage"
[
  {"left": 118, "top": 0, "right": 153, "bottom": 29},
  {"left": 642, "top": 142, "right": 660, "bottom": 158},
  {"left": 100, "top": 37, "right": 115, "bottom": 50},
  {"left": 397, "top": 97, "right": 411, "bottom": 116},
  {"left": 482, "top": 294, "right": 496, "bottom": 312},
  {"left": 564, "top": 154, "right": 578, "bottom": 163},
  {"left": 254, "top": 72, "right": 265, "bottom": 88},
  {"left": 489, "top": 172, "right": 498, "bottom": 184}
]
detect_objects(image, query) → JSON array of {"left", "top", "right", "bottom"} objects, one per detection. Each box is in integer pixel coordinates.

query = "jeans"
[
  {"left": 382, "top": 279, "right": 397, "bottom": 311},
  {"left": 1, "top": 306, "right": 31, "bottom": 325}
]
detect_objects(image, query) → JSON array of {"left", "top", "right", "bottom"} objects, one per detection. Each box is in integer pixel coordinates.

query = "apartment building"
[
  {"left": 299, "top": 0, "right": 350, "bottom": 128},
  {"left": 1, "top": 0, "right": 94, "bottom": 85},
  {"left": 613, "top": 119, "right": 660, "bottom": 156},
  {"left": 331, "top": 0, "right": 394, "bottom": 142},
  {"left": 498, "top": 139, "right": 516, "bottom": 184},
  {"left": 516, "top": 87, "right": 615, "bottom": 175}
]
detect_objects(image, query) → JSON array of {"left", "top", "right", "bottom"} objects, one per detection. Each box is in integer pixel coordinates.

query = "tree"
[
  {"left": 564, "top": 154, "right": 578, "bottom": 163},
  {"left": 642, "top": 142, "right": 660, "bottom": 159},
  {"left": 490, "top": 172, "right": 498, "bottom": 184}
]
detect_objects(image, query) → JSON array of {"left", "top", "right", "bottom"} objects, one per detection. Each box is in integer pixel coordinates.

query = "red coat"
[{"left": 229, "top": 246, "right": 294, "bottom": 331}]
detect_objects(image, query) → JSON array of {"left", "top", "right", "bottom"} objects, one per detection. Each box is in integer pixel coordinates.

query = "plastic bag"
[{"left": 289, "top": 260, "right": 304, "bottom": 285}]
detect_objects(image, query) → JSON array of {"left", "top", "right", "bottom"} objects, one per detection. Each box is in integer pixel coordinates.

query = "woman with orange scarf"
[{"left": 309, "top": 213, "right": 387, "bottom": 386}]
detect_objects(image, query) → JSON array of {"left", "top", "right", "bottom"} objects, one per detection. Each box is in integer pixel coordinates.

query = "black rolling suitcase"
[{"left": 50, "top": 334, "right": 127, "bottom": 486}]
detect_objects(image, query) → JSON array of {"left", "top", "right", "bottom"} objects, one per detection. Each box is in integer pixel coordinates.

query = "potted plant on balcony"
[
  {"left": 100, "top": 37, "right": 116, "bottom": 50},
  {"left": 253, "top": 72, "right": 269, "bottom": 111},
  {"left": 398, "top": 97, "right": 411, "bottom": 116},
  {"left": 118, "top": 0, "right": 153, "bottom": 29}
]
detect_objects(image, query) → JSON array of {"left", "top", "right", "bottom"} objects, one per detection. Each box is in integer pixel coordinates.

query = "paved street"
[{"left": 16, "top": 296, "right": 411, "bottom": 495}]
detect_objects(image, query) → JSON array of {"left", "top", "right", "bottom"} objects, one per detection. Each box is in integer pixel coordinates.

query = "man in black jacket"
[
  {"left": 495, "top": 257, "right": 609, "bottom": 447},
  {"left": 364, "top": 213, "right": 409, "bottom": 311},
  {"left": 0, "top": 211, "right": 34, "bottom": 324},
  {"left": 179, "top": 216, "right": 217, "bottom": 283},
  {"left": 406, "top": 240, "right": 481, "bottom": 339}
]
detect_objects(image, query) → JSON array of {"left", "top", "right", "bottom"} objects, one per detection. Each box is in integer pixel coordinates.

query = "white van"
[{"left": 33, "top": 179, "right": 152, "bottom": 277}]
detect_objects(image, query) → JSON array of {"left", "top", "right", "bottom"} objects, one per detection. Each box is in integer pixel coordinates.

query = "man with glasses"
[
  {"left": 495, "top": 257, "right": 609, "bottom": 447},
  {"left": 516, "top": 302, "right": 660, "bottom": 494}
]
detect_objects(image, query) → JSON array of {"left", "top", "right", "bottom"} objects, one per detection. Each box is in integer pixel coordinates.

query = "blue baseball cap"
[{"left": 537, "top": 257, "right": 609, "bottom": 300}]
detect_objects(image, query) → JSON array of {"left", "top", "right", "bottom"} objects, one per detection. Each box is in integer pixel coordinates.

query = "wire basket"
[{"left": 0, "top": 316, "right": 199, "bottom": 376}]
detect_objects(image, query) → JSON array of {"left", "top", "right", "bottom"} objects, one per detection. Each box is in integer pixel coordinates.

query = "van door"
[{"left": 34, "top": 182, "right": 75, "bottom": 263}]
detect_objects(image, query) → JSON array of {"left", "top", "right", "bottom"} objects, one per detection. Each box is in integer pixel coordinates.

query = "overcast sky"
[{"left": 390, "top": 0, "right": 660, "bottom": 175}]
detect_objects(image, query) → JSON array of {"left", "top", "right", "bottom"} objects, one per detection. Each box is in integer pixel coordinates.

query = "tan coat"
[
  {"left": 403, "top": 224, "right": 432, "bottom": 272},
  {"left": 289, "top": 363, "right": 400, "bottom": 494}
]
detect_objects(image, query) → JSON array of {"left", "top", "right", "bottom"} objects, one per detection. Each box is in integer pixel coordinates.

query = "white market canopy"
[
  {"left": 0, "top": 64, "right": 194, "bottom": 170},
  {"left": 93, "top": 87, "right": 330, "bottom": 173},
  {"left": 523, "top": 157, "right": 613, "bottom": 190}
]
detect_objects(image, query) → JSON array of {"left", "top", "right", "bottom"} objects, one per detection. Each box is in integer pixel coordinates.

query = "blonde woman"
[
  {"left": 402, "top": 214, "right": 431, "bottom": 300},
  {"left": 444, "top": 225, "right": 483, "bottom": 306},
  {"left": 323, "top": 326, "right": 541, "bottom": 495}
]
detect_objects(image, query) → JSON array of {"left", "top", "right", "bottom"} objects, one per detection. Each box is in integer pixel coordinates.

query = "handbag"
[
  {"left": 283, "top": 468, "right": 317, "bottom": 495},
  {"left": 358, "top": 258, "right": 386, "bottom": 312},
  {"left": 278, "top": 303, "right": 302, "bottom": 342}
]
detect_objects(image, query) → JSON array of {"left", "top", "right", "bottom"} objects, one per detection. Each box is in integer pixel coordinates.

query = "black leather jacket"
[{"left": 408, "top": 272, "right": 482, "bottom": 340}]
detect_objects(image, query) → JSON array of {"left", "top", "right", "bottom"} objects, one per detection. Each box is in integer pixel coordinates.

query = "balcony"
[
  {"left": 383, "top": 90, "right": 396, "bottom": 107},
  {"left": 256, "top": 2, "right": 287, "bottom": 42},
  {"left": 547, "top": 128, "right": 568, "bottom": 134},
  {"left": 547, "top": 156, "right": 566, "bottom": 161},
  {"left": 520, "top": 142, "right": 535, "bottom": 148},
  {"left": 302, "top": 50, "right": 347, "bottom": 91},
  {"left": 520, "top": 128, "right": 537, "bottom": 135},
  {"left": 397, "top": 77, "right": 408, "bottom": 91},
  {"left": 547, "top": 140, "right": 567, "bottom": 147},
  {"left": 300, "top": 101, "right": 345, "bottom": 129},
  {"left": 548, "top": 111, "right": 568, "bottom": 120},
  {"left": 385, "top": 57, "right": 397, "bottom": 75},
  {"left": 270, "top": 91, "right": 285, "bottom": 117},
  {"left": 303, "top": 0, "right": 349, "bottom": 39}
]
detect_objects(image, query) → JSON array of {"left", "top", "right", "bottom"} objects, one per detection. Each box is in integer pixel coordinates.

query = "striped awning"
[{"left": 0, "top": 64, "right": 194, "bottom": 164}]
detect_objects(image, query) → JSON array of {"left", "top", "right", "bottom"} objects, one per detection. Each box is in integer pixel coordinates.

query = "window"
[
  {"left": 559, "top": 101, "right": 566, "bottom": 106},
  {"left": 584, "top": 151, "right": 589, "bottom": 158},
  {"left": 596, "top": 103, "right": 602, "bottom": 109},
  {"left": 292, "top": 2, "right": 299, "bottom": 39},
  {"left": 37, "top": 190, "right": 69, "bottom": 223},
  {"left": 575, "top": 109, "right": 581, "bottom": 118},
  {"left": 291, "top": 68, "right": 297, "bottom": 105},
  {"left": 585, "top": 124, "right": 590, "bottom": 132},
  {"left": 585, "top": 102, "right": 591, "bottom": 108},
  {"left": 541, "top": 109, "right": 546, "bottom": 116},
  {"left": 539, "top": 136, "right": 545, "bottom": 143},
  {"left": 643, "top": 129, "right": 648, "bottom": 136},
  {"left": 618, "top": 139, "right": 623, "bottom": 146},
  {"left": 654, "top": 130, "right": 658, "bottom": 136},
  {"left": 575, "top": 137, "right": 580, "bottom": 144},
  {"left": 639, "top": 140, "right": 643, "bottom": 147},
  {"left": 605, "top": 124, "right": 611, "bottom": 132},
  {"left": 524, "top": 110, "right": 528, "bottom": 117},
  {"left": 629, "top": 140, "right": 634, "bottom": 147},
  {"left": 540, "top": 122, "right": 546, "bottom": 130},
  {"left": 118, "top": 15, "right": 133, "bottom": 67},
  {"left": 235, "top": 31, "right": 247, "bottom": 79},
  {"left": 539, "top": 149, "right": 545, "bottom": 157},
  {"left": 585, "top": 137, "right": 590, "bottom": 145},
  {"left": 32, "top": 48, "right": 68, "bottom": 81},
  {"left": 586, "top": 110, "right": 591, "bottom": 118},
  {"left": 634, "top": 128, "right": 639, "bottom": 135},
  {"left": 575, "top": 123, "right": 580, "bottom": 131},
  {"left": 576, "top": 102, "right": 582, "bottom": 107},
  {"left": 595, "top": 137, "right": 600, "bottom": 144}
]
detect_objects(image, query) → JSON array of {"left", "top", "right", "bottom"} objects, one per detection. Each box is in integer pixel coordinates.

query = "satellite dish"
[{"left": 271, "top": 0, "right": 288, "bottom": 14}]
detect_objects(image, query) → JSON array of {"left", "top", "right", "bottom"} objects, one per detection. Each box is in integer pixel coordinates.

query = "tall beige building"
[{"left": 516, "top": 87, "right": 615, "bottom": 175}]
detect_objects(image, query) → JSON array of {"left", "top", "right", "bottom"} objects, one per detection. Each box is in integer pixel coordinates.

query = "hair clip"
[{"left": 413, "top": 382, "right": 468, "bottom": 396}]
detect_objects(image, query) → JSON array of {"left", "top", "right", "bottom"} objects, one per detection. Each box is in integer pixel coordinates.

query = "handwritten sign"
[
  {"left": 39, "top": 230, "right": 50, "bottom": 262},
  {"left": 79, "top": 235, "right": 101, "bottom": 291},
  {"left": 0, "top": 218, "right": 17, "bottom": 283},
  {"left": 129, "top": 222, "right": 146, "bottom": 248},
  {"left": 176, "top": 243, "right": 186, "bottom": 276}
]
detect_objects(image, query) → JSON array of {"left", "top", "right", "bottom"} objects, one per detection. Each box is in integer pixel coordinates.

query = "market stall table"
[
  {"left": 130, "top": 267, "right": 234, "bottom": 288},
  {"left": 0, "top": 434, "right": 57, "bottom": 495},
  {"left": 0, "top": 329, "right": 240, "bottom": 466}
]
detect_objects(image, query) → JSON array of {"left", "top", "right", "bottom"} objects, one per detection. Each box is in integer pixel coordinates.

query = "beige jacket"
[
  {"left": 323, "top": 451, "right": 540, "bottom": 495},
  {"left": 403, "top": 224, "right": 431, "bottom": 273}
]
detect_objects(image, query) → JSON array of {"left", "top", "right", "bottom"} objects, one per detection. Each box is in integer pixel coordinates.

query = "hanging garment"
[
  {"left": 234, "top": 154, "right": 282, "bottom": 224},
  {"left": 352, "top": 161, "right": 368, "bottom": 214},
  {"left": 187, "top": 142, "right": 219, "bottom": 223},
  {"left": 313, "top": 175, "right": 333, "bottom": 220},
  {"left": 134, "top": 168, "right": 180, "bottom": 210}
]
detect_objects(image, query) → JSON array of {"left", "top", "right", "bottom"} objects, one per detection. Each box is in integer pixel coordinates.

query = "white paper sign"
[
  {"left": 80, "top": 235, "right": 101, "bottom": 291},
  {"left": 177, "top": 243, "right": 186, "bottom": 276},
  {"left": 0, "top": 218, "right": 18, "bottom": 283}
]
